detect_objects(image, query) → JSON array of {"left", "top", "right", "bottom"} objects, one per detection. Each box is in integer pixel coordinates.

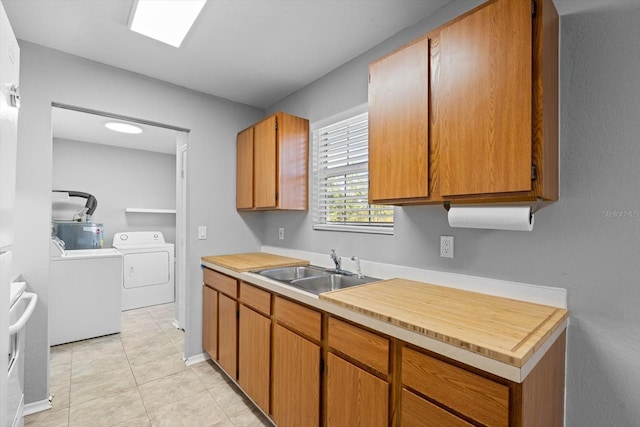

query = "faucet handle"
[{"left": 350, "top": 256, "right": 363, "bottom": 278}]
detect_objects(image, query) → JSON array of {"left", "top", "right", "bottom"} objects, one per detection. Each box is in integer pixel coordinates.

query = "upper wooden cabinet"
[
  {"left": 438, "top": 0, "right": 532, "bottom": 197},
  {"left": 368, "top": 0, "right": 558, "bottom": 204},
  {"left": 236, "top": 127, "right": 254, "bottom": 209},
  {"left": 369, "top": 36, "right": 429, "bottom": 202},
  {"left": 236, "top": 112, "right": 309, "bottom": 210}
]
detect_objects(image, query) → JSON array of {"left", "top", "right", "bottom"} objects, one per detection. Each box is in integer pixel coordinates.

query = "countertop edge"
[{"left": 201, "top": 260, "right": 568, "bottom": 383}]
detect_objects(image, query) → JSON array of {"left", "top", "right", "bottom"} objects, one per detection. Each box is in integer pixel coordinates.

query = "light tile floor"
[{"left": 26, "top": 303, "right": 272, "bottom": 427}]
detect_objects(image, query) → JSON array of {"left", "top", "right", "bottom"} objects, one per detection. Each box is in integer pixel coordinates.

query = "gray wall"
[
  {"left": 262, "top": 1, "right": 640, "bottom": 425},
  {"left": 15, "top": 41, "right": 264, "bottom": 404},
  {"left": 52, "top": 138, "right": 177, "bottom": 245}
]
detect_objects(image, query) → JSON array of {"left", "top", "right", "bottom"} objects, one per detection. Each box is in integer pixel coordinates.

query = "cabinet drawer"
[
  {"left": 274, "top": 296, "right": 321, "bottom": 341},
  {"left": 401, "top": 388, "right": 472, "bottom": 427},
  {"left": 402, "top": 347, "right": 509, "bottom": 427},
  {"left": 328, "top": 317, "right": 389, "bottom": 374},
  {"left": 240, "top": 282, "right": 271, "bottom": 315},
  {"left": 203, "top": 268, "right": 238, "bottom": 298}
]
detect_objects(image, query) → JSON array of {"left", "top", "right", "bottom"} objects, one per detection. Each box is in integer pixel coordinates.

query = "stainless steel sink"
[
  {"left": 256, "top": 265, "right": 379, "bottom": 294},
  {"left": 289, "top": 274, "right": 378, "bottom": 294},
  {"left": 256, "top": 265, "right": 329, "bottom": 282}
]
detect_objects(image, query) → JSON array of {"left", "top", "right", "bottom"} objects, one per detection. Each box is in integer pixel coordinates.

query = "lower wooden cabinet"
[
  {"left": 202, "top": 284, "right": 218, "bottom": 359},
  {"left": 238, "top": 304, "right": 270, "bottom": 414},
  {"left": 401, "top": 388, "right": 472, "bottom": 427},
  {"left": 326, "top": 353, "right": 388, "bottom": 427},
  {"left": 272, "top": 323, "right": 320, "bottom": 427},
  {"left": 202, "top": 267, "right": 566, "bottom": 427},
  {"left": 218, "top": 293, "right": 238, "bottom": 379},
  {"left": 402, "top": 346, "right": 509, "bottom": 427}
]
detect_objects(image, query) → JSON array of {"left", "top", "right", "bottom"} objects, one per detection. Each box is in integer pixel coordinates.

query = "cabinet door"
[
  {"left": 326, "top": 353, "right": 388, "bottom": 427},
  {"left": 277, "top": 112, "right": 309, "bottom": 210},
  {"left": 238, "top": 305, "right": 270, "bottom": 414},
  {"left": 236, "top": 127, "right": 254, "bottom": 209},
  {"left": 253, "top": 115, "right": 278, "bottom": 208},
  {"left": 437, "top": 0, "right": 532, "bottom": 196},
  {"left": 202, "top": 285, "right": 218, "bottom": 359},
  {"left": 272, "top": 324, "right": 320, "bottom": 427},
  {"left": 218, "top": 293, "right": 237, "bottom": 379},
  {"left": 401, "top": 388, "right": 473, "bottom": 427},
  {"left": 369, "top": 36, "right": 429, "bottom": 202}
]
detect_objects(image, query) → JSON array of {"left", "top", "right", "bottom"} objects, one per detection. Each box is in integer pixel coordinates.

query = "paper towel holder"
[{"left": 443, "top": 198, "right": 543, "bottom": 215}]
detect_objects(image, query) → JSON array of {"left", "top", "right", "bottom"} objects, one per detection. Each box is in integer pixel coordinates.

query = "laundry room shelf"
[{"left": 125, "top": 208, "right": 176, "bottom": 214}]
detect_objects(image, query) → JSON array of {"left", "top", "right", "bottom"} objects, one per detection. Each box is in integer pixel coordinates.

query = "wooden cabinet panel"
[
  {"left": 402, "top": 346, "right": 509, "bottom": 426},
  {"left": 326, "top": 353, "right": 388, "bottom": 427},
  {"left": 401, "top": 388, "right": 472, "bottom": 427},
  {"left": 236, "top": 127, "right": 254, "bottom": 209},
  {"left": 369, "top": 36, "right": 429, "bottom": 202},
  {"left": 272, "top": 324, "right": 320, "bottom": 427},
  {"left": 274, "top": 296, "right": 321, "bottom": 341},
  {"left": 328, "top": 317, "right": 389, "bottom": 374},
  {"left": 253, "top": 115, "right": 278, "bottom": 208},
  {"left": 238, "top": 305, "right": 270, "bottom": 414},
  {"left": 239, "top": 282, "right": 271, "bottom": 316},
  {"left": 218, "top": 293, "right": 237, "bottom": 379},
  {"left": 236, "top": 112, "right": 309, "bottom": 211},
  {"left": 202, "top": 285, "right": 218, "bottom": 359},
  {"left": 521, "top": 330, "right": 566, "bottom": 427},
  {"left": 277, "top": 112, "right": 309, "bottom": 210},
  {"left": 437, "top": 0, "right": 532, "bottom": 196},
  {"left": 203, "top": 268, "right": 238, "bottom": 298}
]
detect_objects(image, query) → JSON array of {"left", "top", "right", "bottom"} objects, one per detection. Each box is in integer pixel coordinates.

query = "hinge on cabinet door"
[
  {"left": 236, "top": 310, "right": 240, "bottom": 320},
  {"left": 532, "top": 0, "right": 537, "bottom": 17},
  {"left": 319, "top": 357, "right": 325, "bottom": 374},
  {"left": 531, "top": 164, "right": 538, "bottom": 181},
  {"left": 275, "top": 191, "right": 279, "bottom": 202},
  {"left": 275, "top": 120, "right": 278, "bottom": 132},
  {"left": 368, "top": 73, "right": 371, "bottom": 84}
]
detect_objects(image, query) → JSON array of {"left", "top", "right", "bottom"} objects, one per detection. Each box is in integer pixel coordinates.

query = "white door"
[
  {"left": 0, "top": 1, "right": 20, "bottom": 250},
  {"left": 176, "top": 141, "right": 187, "bottom": 330},
  {"left": 0, "top": 2, "right": 19, "bottom": 426}
]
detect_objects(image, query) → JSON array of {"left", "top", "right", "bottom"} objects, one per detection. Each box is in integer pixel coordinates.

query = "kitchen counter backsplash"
[{"left": 260, "top": 245, "right": 567, "bottom": 309}]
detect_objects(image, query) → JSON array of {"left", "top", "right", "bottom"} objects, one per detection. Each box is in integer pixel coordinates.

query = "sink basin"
[
  {"left": 256, "top": 265, "right": 379, "bottom": 294},
  {"left": 256, "top": 265, "right": 329, "bottom": 282},
  {"left": 289, "top": 274, "right": 378, "bottom": 294}
]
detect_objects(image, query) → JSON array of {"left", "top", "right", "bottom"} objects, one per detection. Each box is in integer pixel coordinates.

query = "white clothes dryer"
[{"left": 112, "top": 231, "right": 175, "bottom": 311}]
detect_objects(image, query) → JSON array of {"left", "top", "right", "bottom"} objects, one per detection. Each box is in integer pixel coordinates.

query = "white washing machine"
[
  {"left": 112, "top": 231, "right": 175, "bottom": 311},
  {"left": 49, "top": 241, "right": 123, "bottom": 346}
]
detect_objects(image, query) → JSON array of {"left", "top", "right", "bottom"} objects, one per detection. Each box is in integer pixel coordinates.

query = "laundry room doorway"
[{"left": 49, "top": 104, "right": 189, "bottom": 350}]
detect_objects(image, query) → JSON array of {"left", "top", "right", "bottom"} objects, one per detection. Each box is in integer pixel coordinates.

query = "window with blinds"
[{"left": 313, "top": 112, "right": 394, "bottom": 234}]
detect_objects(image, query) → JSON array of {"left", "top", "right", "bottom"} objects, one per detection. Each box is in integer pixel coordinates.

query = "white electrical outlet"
[
  {"left": 278, "top": 227, "right": 285, "bottom": 240},
  {"left": 440, "top": 235, "right": 454, "bottom": 258}
]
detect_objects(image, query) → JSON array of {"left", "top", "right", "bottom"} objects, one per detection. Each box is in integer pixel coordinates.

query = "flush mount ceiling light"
[
  {"left": 105, "top": 122, "right": 143, "bottom": 134},
  {"left": 128, "top": 0, "right": 207, "bottom": 48}
]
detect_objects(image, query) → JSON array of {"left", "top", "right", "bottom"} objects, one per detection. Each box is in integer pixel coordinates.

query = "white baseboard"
[
  {"left": 184, "top": 352, "right": 210, "bottom": 366},
  {"left": 23, "top": 398, "right": 52, "bottom": 416}
]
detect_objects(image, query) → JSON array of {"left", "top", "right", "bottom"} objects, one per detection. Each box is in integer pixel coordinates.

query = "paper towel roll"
[{"left": 447, "top": 206, "right": 534, "bottom": 231}]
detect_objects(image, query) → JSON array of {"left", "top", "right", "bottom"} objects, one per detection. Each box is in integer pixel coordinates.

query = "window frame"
[{"left": 311, "top": 104, "right": 394, "bottom": 235}]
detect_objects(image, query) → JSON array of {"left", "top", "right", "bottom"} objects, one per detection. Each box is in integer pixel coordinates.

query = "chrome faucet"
[
  {"left": 330, "top": 249, "right": 342, "bottom": 271},
  {"left": 351, "top": 256, "right": 363, "bottom": 278}
]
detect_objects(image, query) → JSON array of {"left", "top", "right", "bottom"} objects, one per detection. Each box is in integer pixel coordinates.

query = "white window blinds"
[{"left": 313, "top": 112, "right": 394, "bottom": 234}]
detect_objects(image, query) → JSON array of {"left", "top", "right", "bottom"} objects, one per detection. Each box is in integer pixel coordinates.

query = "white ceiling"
[
  {"left": 3, "top": 0, "right": 453, "bottom": 109},
  {"left": 8, "top": 0, "right": 627, "bottom": 154},
  {"left": 52, "top": 107, "right": 180, "bottom": 155}
]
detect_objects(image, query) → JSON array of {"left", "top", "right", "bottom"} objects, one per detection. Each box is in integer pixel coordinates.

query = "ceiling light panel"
[
  {"left": 129, "top": 0, "right": 207, "bottom": 48},
  {"left": 105, "top": 122, "right": 143, "bottom": 134}
]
